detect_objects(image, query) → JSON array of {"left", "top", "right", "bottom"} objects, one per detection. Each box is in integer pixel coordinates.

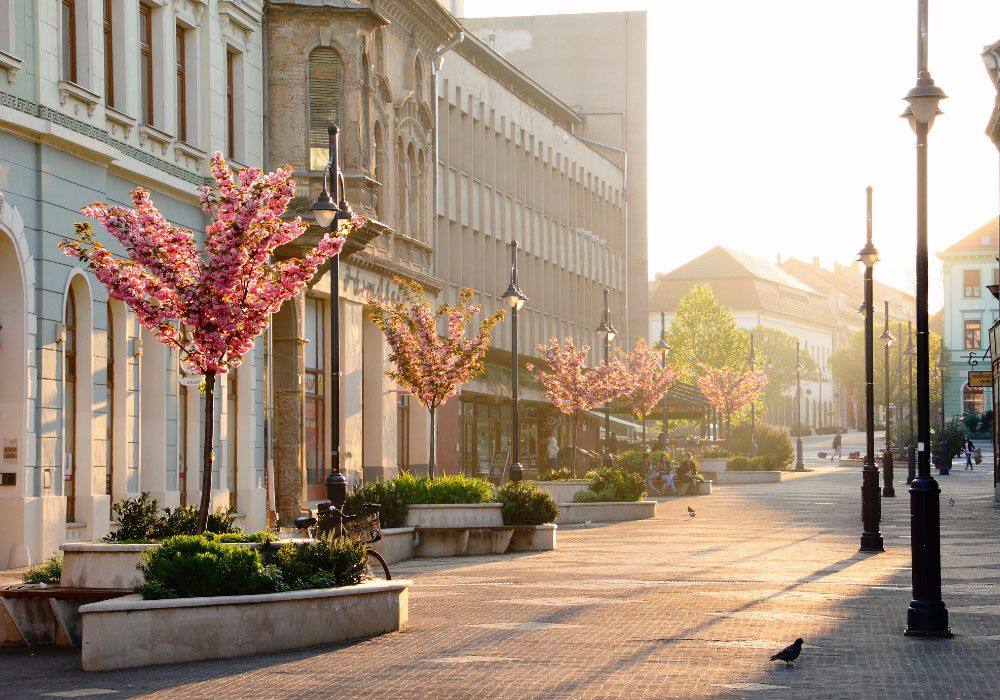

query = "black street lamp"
[
  {"left": 658, "top": 311, "right": 671, "bottom": 449},
  {"left": 748, "top": 333, "right": 757, "bottom": 458},
  {"left": 880, "top": 300, "right": 896, "bottom": 498},
  {"left": 502, "top": 240, "right": 528, "bottom": 482},
  {"left": 794, "top": 341, "right": 804, "bottom": 470},
  {"left": 310, "top": 122, "right": 354, "bottom": 510},
  {"left": 858, "top": 185, "right": 884, "bottom": 553},
  {"left": 597, "top": 288, "right": 618, "bottom": 467},
  {"left": 905, "top": 321, "right": 916, "bottom": 484},
  {"left": 902, "top": 0, "right": 950, "bottom": 637},
  {"left": 937, "top": 350, "right": 948, "bottom": 474}
]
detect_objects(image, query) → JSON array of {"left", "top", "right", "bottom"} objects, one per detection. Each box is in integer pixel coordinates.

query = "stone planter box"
[
  {"left": 404, "top": 503, "right": 503, "bottom": 528},
  {"left": 79, "top": 579, "right": 411, "bottom": 671},
  {"left": 555, "top": 501, "right": 657, "bottom": 525},
  {"left": 372, "top": 527, "right": 416, "bottom": 565},
  {"left": 507, "top": 524, "right": 557, "bottom": 552},
  {"left": 61, "top": 543, "right": 155, "bottom": 590},
  {"left": 699, "top": 458, "right": 728, "bottom": 473},
  {"left": 534, "top": 481, "right": 594, "bottom": 503},
  {"left": 714, "top": 471, "right": 782, "bottom": 485}
]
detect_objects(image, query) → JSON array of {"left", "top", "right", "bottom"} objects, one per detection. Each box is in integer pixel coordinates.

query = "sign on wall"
[{"left": 968, "top": 370, "right": 993, "bottom": 388}]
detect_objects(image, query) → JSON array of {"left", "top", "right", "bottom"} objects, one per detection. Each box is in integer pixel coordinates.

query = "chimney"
[
  {"left": 812, "top": 256, "right": 820, "bottom": 270},
  {"left": 776, "top": 253, "right": 782, "bottom": 265}
]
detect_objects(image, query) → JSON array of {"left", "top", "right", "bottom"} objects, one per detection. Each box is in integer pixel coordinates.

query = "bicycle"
[{"left": 295, "top": 502, "right": 391, "bottom": 580}]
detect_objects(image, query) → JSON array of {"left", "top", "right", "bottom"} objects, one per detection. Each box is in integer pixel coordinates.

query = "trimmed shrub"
[
  {"left": 394, "top": 473, "right": 496, "bottom": 505},
  {"left": 498, "top": 481, "right": 558, "bottom": 525},
  {"left": 346, "top": 478, "right": 408, "bottom": 529},
  {"left": 729, "top": 424, "right": 793, "bottom": 469},
  {"left": 135, "top": 534, "right": 367, "bottom": 600},
  {"left": 105, "top": 493, "right": 241, "bottom": 542},
  {"left": 574, "top": 467, "right": 645, "bottom": 502},
  {"left": 726, "top": 456, "right": 751, "bottom": 471},
  {"left": 22, "top": 554, "right": 62, "bottom": 585},
  {"left": 538, "top": 467, "right": 580, "bottom": 481},
  {"left": 699, "top": 445, "right": 730, "bottom": 459}
]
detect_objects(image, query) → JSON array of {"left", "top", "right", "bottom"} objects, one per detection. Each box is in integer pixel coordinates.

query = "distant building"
[
  {"left": 649, "top": 247, "right": 916, "bottom": 431},
  {"left": 938, "top": 218, "right": 1000, "bottom": 422}
]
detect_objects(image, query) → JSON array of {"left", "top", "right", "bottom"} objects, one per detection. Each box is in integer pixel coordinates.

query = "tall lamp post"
[
  {"left": 659, "top": 311, "right": 671, "bottom": 449},
  {"left": 879, "top": 300, "right": 896, "bottom": 497},
  {"left": 937, "top": 350, "right": 948, "bottom": 474},
  {"left": 502, "top": 241, "right": 528, "bottom": 482},
  {"left": 794, "top": 341, "right": 804, "bottom": 470},
  {"left": 597, "top": 288, "right": 618, "bottom": 467},
  {"left": 858, "top": 185, "right": 884, "bottom": 553},
  {"left": 902, "top": 0, "right": 950, "bottom": 637},
  {"left": 905, "top": 321, "right": 917, "bottom": 484},
  {"left": 310, "top": 122, "right": 354, "bottom": 509},
  {"left": 748, "top": 334, "right": 757, "bottom": 457}
]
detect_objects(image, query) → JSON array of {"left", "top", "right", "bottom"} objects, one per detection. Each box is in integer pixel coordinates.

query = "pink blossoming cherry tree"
[
  {"left": 616, "top": 337, "right": 679, "bottom": 447},
  {"left": 367, "top": 278, "right": 504, "bottom": 478},
  {"left": 695, "top": 364, "right": 768, "bottom": 444},
  {"left": 60, "top": 152, "right": 364, "bottom": 532},
  {"left": 526, "top": 337, "right": 628, "bottom": 472}
]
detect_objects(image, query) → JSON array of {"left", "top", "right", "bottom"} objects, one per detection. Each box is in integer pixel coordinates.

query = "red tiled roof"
[{"left": 941, "top": 217, "right": 1000, "bottom": 254}]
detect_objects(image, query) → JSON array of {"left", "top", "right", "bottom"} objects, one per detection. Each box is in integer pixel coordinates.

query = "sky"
[{"left": 463, "top": 0, "right": 1000, "bottom": 311}]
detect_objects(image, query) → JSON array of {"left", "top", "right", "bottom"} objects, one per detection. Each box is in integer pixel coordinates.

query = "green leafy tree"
[
  {"left": 664, "top": 284, "right": 749, "bottom": 381},
  {"left": 751, "top": 326, "right": 818, "bottom": 403}
]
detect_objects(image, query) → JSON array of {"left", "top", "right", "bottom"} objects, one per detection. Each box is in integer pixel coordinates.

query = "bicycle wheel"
[{"left": 364, "top": 548, "right": 391, "bottom": 580}]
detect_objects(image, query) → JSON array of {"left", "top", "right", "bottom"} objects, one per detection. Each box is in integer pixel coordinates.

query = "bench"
[{"left": 0, "top": 586, "right": 131, "bottom": 647}]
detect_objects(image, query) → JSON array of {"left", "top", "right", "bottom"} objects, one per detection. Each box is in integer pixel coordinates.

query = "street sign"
[{"left": 967, "top": 370, "right": 993, "bottom": 388}]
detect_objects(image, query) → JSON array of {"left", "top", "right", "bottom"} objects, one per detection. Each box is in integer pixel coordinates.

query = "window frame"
[
  {"left": 61, "top": 0, "right": 77, "bottom": 83},
  {"left": 139, "top": 4, "right": 153, "bottom": 125},
  {"left": 964, "top": 319, "right": 982, "bottom": 349},
  {"left": 226, "top": 48, "right": 235, "bottom": 158},
  {"left": 102, "top": 0, "right": 113, "bottom": 105},
  {"left": 176, "top": 24, "right": 187, "bottom": 142},
  {"left": 964, "top": 268, "right": 982, "bottom": 298}
]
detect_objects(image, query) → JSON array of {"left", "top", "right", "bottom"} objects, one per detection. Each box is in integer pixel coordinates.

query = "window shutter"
[{"left": 309, "top": 48, "right": 342, "bottom": 169}]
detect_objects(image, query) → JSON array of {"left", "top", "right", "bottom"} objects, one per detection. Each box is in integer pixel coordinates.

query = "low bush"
[
  {"left": 135, "top": 534, "right": 367, "bottom": 600},
  {"left": 498, "top": 481, "right": 558, "bottom": 525},
  {"left": 574, "top": 467, "right": 645, "bottom": 502},
  {"left": 105, "top": 493, "right": 241, "bottom": 542},
  {"left": 22, "top": 554, "right": 62, "bottom": 585},
  {"left": 726, "top": 456, "right": 751, "bottom": 471},
  {"left": 538, "top": 466, "right": 580, "bottom": 481},
  {"left": 728, "top": 424, "right": 793, "bottom": 469},
  {"left": 816, "top": 425, "right": 847, "bottom": 435},
  {"left": 394, "top": 473, "right": 496, "bottom": 505},
  {"left": 616, "top": 449, "right": 670, "bottom": 475},
  {"left": 346, "top": 478, "right": 408, "bottom": 529},
  {"left": 699, "top": 445, "right": 730, "bottom": 459}
]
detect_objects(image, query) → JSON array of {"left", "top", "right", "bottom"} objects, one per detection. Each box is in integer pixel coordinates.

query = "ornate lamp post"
[
  {"left": 902, "top": 0, "right": 950, "bottom": 637},
  {"left": 658, "top": 311, "right": 671, "bottom": 449},
  {"left": 794, "top": 341, "right": 804, "bottom": 470},
  {"left": 879, "top": 300, "right": 896, "bottom": 497},
  {"left": 905, "top": 321, "right": 917, "bottom": 484},
  {"left": 858, "top": 185, "right": 884, "bottom": 553},
  {"left": 748, "top": 333, "right": 757, "bottom": 457},
  {"left": 596, "top": 288, "right": 618, "bottom": 467},
  {"left": 502, "top": 240, "right": 529, "bottom": 482},
  {"left": 310, "top": 122, "right": 354, "bottom": 510}
]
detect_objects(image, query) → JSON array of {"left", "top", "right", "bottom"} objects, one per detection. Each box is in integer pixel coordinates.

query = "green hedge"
[
  {"left": 573, "top": 467, "right": 645, "bottom": 502},
  {"left": 345, "top": 473, "right": 496, "bottom": 529},
  {"left": 105, "top": 493, "right": 243, "bottom": 543},
  {"left": 728, "top": 424, "right": 793, "bottom": 469},
  {"left": 135, "top": 534, "right": 367, "bottom": 600},
  {"left": 616, "top": 450, "right": 670, "bottom": 474},
  {"left": 497, "top": 481, "right": 558, "bottom": 525},
  {"left": 726, "top": 456, "right": 774, "bottom": 471}
]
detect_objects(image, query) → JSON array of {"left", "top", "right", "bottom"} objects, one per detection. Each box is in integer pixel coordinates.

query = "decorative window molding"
[
  {"left": 220, "top": 0, "right": 259, "bottom": 49},
  {"left": 0, "top": 50, "right": 21, "bottom": 85},
  {"left": 58, "top": 80, "right": 100, "bottom": 117},
  {"left": 139, "top": 122, "right": 173, "bottom": 155},
  {"left": 174, "top": 139, "right": 206, "bottom": 166},
  {"left": 104, "top": 105, "right": 136, "bottom": 139}
]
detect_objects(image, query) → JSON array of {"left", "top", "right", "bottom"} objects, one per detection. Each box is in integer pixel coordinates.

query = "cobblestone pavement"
[{"left": 3, "top": 432, "right": 999, "bottom": 699}]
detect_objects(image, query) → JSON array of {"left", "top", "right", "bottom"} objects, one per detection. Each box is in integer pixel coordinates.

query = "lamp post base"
[
  {"left": 860, "top": 531, "right": 885, "bottom": 552},
  {"left": 860, "top": 461, "right": 884, "bottom": 552},
  {"left": 882, "top": 452, "right": 895, "bottom": 497},
  {"left": 905, "top": 474, "right": 950, "bottom": 637},
  {"left": 794, "top": 437, "right": 804, "bottom": 471},
  {"left": 510, "top": 462, "right": 524, "bottom": 483},
  {"left": 904, "top": 601, "right": 952, "bottom": 637}
]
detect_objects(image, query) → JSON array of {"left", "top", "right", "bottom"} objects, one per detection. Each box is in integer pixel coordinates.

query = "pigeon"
[
  {"left": 770, "top": 638, "right": 803, "bottom": 667},
  {"left": 583, "top": 519, "right": 592, "bottom": 527},
  {"left": 687, "top": 506, "right": 696, "bottom": 518},
  {"left": 949, "top": 498, "right": 955, "bottom": 507}
]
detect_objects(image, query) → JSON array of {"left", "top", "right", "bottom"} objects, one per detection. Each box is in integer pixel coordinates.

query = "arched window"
[
  {"left": 362, "top": 53, "right": 372, "bottom": 171},
  {"left": 416, "top": 149, "right": 426, "bottom": 240},
  {"left": 406, "top": 143, "right": 418, "bottom": 237},
  {"left": 414, "top": 54, "right": 424, "bottom": 100},
  {"left": 308, "top": 47, "right": 343, "bottom": 171},
  {"left": 65, "top": 288, "right": 78, "bottom": 522}
]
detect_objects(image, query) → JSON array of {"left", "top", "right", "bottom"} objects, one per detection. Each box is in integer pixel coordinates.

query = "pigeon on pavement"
[
  {"left": 770, "top": 638, "right": 803, "bottom": 667},
  {"left": 583, "top": 519, "right": 592, "bottom": 527},
  {"left": 949, "top": 498, "right": 955, "bottom": 507},
  {"left": 687, "top": 506, "right": 695, "bottom": 518}
]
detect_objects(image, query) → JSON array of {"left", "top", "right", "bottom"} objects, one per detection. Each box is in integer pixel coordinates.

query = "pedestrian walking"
[
  {"left": 546, "top": 436, "right": 559, "bottom": 469},
  {"left": 831, "top": 429, "right": 843, "bottom": 461},
  {"left": 963, "top": 435, "right": 975, "bottom": 470}
]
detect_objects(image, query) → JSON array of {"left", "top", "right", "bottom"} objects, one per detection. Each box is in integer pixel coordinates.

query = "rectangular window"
[
  {"left": 994, "top": 268, "right": 999, "bottom": 287},
  {"left": 139, "top": 4, "right": 152, "bottom": 124},
  {"left": 226, "top": 50, "right": 235, "bottom": 158},
  {"left": 103, "top": 0, "right": 113, "bottom": 105},
  {"left": 964, "top": 269, "right": 981, "bottom": 298},
  {"left": 176, "top": 25, "right": 186, "bottom": 141},
  {"left": 61, "top": 0, "right": 77, "bottom": 83},
  {"left": 965, "top": 319, "right": 982, "bottom": 349}
]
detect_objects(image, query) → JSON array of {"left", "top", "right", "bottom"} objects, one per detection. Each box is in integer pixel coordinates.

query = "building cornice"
[
  {"left": 372, "top": 0, "right": 462, "bottom": 50},
  {"left": 265, "top": 0, "right": 388, "bottom": 26}
]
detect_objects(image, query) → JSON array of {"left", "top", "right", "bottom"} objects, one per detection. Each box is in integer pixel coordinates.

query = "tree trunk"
[
  {"left": 197, "top": 371, "right": 216, "bottom": 534},
  {"left": 642, "top": 415, "right": 647, "bottom": 448},
  {"left": 727, "top": 414, "right": 732, "bottom": 447},
  {"left": 570, "top": 413, "right": 578, "bottom": 477},
  {"left": 428, "top": 406, "right": 437, "bottom": 479}
]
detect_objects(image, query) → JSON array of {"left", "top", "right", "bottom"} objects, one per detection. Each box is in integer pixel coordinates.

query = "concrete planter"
[
  {"left": 714, "top": 471, "right": 782, "bottom": 485},
  {"left": 507, "top": 524, "right": 557, "bottom": 552},
  {"left": 61, "top": 543, "right": 156, "bottom": 590},
  {"left": 699, "top": 458, "right": 728, "bottom": 473},
  {"left": 79, "top": 580, "right": 411, "bottom": 671},
  {"left": 555, "top": 501, "right": 656, "bottom": 525},
  {"left": 372, "top": 528, "right": 416, "bottom": 565},
  {"left": 534, "top": 481, "right": 594, "bottom": 503},
  {"left": 404, "top": 503, "right": 503, "bottom": 528}
]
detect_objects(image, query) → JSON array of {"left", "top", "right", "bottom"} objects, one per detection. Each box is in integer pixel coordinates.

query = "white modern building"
[{"left": 0, "top": 0, "right": 268, "bottom": 567}]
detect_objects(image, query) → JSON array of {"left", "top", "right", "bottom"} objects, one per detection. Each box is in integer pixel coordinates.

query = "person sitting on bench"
[{"left": 645, "top": 453, "right": 676, "bottom": 496}]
